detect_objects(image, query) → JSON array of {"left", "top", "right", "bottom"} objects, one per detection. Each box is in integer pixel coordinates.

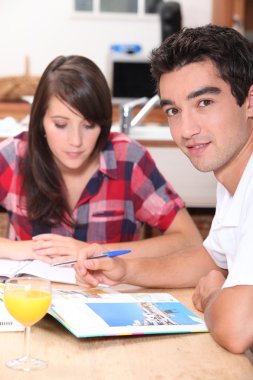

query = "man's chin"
[{"left": 190, "top": 160, "right": 214, "bottom": 173}]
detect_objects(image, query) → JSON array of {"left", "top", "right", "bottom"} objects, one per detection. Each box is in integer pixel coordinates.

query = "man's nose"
[{"left": 180, "top": 111, "right": 201, "bottom": 139}]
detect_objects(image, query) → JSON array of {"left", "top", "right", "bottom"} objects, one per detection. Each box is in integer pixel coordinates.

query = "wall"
[{"left": 0, "top": 0, "right": 212, "bottom": 82}]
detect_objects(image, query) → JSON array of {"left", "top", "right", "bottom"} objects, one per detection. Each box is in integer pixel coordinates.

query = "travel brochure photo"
[{"left": 49, "top": 289, "right": 208, "bottom": 338}]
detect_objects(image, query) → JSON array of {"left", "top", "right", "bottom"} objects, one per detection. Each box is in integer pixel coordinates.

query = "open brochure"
[
  {"left": 49, "top": 288, "right": 208, "bottom": 338},
  {"left": 0, "top": 259, "right": 76, "bottom": 284},
  {"left": 0, "top": 285, "right": 111, "bottom": 333}
]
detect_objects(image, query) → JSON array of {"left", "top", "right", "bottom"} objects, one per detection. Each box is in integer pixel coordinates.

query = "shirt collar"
[
  {"left": 99, "top": 139, "right": 118, "bottom": 179},
  {"left": 216, "top": 154, "right": 253, "bottom": 227}
]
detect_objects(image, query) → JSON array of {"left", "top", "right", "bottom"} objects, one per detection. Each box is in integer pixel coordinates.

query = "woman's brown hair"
[{"left": 22, "top": 55, "right": 112, "bottom": 227}]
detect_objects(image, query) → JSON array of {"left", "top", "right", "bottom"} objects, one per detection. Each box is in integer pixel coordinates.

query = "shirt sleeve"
[
  {"left": 223, "top": 210, "right": 253, "bottom": 288},
  {"left": 130, "top": 144, "right": 185, "bottom": 231},
  {"left": 0, "top": 133, "right": 26, "bottom": 208},
  {"left": 203, "top": 229, "right": 228, "bottom": 270},
  {"left": 203, "top": 171, "right": 253, "bottom": 288},
  {"left": 0, "top": 137, "right": 15, "bottom": 203}
]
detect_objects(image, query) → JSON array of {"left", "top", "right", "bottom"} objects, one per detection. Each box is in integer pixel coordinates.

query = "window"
[{"left": 73, "top": 0, "right": 161, "bottom": 17}]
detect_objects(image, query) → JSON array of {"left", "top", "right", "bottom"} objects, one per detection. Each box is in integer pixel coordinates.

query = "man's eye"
[
  {"left": 166, "top": 108, "right": 178, "bottom": 117},
  {"left": 199, "top": 99, "right": 212, "bottom": 107}
]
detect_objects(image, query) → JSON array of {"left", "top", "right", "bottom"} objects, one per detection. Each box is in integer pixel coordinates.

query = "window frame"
[{"left": 72, "top": 0, "right": 159, "bottom": 21}]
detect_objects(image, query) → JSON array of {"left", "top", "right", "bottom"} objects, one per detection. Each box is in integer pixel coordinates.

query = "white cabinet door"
[{"left": 148, "top": 146, "right": 217, "bottom": 208}]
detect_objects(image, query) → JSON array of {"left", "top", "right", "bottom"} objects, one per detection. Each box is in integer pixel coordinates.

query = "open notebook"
[{"left": 0, "top": 259, "right": 76, "bottom": 284}]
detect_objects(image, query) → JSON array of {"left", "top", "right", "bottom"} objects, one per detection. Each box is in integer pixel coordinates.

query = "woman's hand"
[
  {"left": 74, "top": 244, "right": 127, "bottom": 288},
  {"left": 32, "top": 233, "right": 88, "bottom": 265},
  {"left": 0, "top": 239, "right": 35, "bottom": 260}
]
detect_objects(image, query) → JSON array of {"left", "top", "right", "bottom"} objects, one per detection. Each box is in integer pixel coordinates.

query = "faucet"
[{"left": 119, "top": 95, "right": 160, "bottom": 134}]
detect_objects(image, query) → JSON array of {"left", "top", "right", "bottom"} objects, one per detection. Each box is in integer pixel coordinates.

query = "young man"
[{"left": 74, "top": 25, "right": 253, "bottom": 354}]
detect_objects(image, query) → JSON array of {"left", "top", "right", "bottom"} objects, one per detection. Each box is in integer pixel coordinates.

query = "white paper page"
[
  {"left": 0, "top": 259, "right": 31, "bottom": 278},
  {"left": 0, "top": 302, "right": 24, "bottom": 332},
  {"left": 0, "top": 259, "right": 76, "bottom": 284},
  {"left": 0, "top": 285, "right": 24, "bottom": 332},
  {"left": 19, "top": 260, "right": 76, "bottom": 284}
]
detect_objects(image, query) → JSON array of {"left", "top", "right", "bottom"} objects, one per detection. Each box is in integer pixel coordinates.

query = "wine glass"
[{"left": 4, "top": 276, "right": 52, "bottom": 371}]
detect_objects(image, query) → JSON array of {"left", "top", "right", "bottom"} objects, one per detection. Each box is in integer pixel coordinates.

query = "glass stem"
[{"left": 24, "top": 326, "right": 31, "bottom": 359}]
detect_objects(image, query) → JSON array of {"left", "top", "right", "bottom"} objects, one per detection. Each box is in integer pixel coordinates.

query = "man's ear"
[{"left": 247, "top": 84, "right": 253, "bottom": 117}]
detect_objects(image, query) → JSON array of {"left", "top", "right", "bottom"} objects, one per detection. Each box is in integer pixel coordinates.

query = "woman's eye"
[
  {"left": 54, "top": 123, "right": 67, "bottom": 129},
  {"left": 83, "top": 123, "right": 95, "bottom": 129},
  {"left": 199, "top": 99, "right": 212, "bottom": 107}
]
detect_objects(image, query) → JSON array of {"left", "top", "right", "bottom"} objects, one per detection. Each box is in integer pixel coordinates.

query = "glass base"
[{"left": 6, "top": 355, "right": 47, "bottom": 371}]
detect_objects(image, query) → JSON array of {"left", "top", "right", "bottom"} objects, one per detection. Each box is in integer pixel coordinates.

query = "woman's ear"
[{"left": 247, "top": 84, "right": 253, "bottom": 117}]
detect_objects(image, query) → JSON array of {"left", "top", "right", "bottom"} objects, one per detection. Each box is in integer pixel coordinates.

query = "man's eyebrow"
[
  {"left": 160, "top": 99, "right": 174, "bottom": 107},
  {"left": 160, "top": 86, "right": 221, "bottom": 108},
  {"left": 187, "top": 86, "right": 221, "bottom": 100}
]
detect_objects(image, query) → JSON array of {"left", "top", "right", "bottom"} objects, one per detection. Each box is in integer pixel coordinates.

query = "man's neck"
[{"left": 215, "top": 130, "right": 253, "bottom": 195}]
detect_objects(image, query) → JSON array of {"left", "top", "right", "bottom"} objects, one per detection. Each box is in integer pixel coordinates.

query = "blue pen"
[{"left": 52, "top": 249, "right": 131, "bottom": 267}]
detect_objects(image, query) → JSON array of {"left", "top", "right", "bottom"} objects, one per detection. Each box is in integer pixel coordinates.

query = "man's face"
[{"left": 159, "top": 60, "right": 251, "bottom": 176}]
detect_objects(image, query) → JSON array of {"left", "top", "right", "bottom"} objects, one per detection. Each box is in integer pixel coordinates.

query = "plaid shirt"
[{"left": 0, "top": 131, "right": 184, "bottom": 243}]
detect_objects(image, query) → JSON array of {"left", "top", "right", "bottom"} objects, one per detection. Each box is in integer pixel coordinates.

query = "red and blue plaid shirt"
[{"left": 0, "top": 131, "right": 184, "bottom": 243}]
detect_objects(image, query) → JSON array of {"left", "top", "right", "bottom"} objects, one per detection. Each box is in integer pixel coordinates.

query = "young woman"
[{"left": 0, "top": 55, "right": 201, "bottom": 264}]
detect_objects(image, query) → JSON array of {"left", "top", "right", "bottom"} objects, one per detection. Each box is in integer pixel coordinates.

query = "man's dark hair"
[{"left": 150, "top": 24, "right": 253, "bottom": 106}]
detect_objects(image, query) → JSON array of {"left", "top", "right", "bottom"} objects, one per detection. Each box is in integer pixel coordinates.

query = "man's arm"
[
  {"left": 102, "top": 208, "right": 203, "bottom": 259},
  {"left": 193, "top": 273, "right": 253, "bottom": 353},
  {"left": 31, "top": 208, "right": 202, "bottom": 263},
  {"left": 75, "top": 243, "right": 218, "bottom": 289}
]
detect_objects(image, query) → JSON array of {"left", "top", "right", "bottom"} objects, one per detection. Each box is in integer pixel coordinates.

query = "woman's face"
[{"left": 43, "top": 96, "right": 101, "bottom": 174}]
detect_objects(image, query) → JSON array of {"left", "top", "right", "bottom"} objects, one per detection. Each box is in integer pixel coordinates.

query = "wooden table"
[
  {"left": 0, "top": 101, "right": 31, "bottom": 121},
  {"left": 0, "top": 285, "right": 252, "bottom": 380}
]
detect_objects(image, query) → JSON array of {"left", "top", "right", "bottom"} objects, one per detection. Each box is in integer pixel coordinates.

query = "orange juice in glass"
[{"left": 4, "top": 277, "right": 52, "bottom": 371}]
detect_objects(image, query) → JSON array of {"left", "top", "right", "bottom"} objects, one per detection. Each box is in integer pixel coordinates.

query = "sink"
[{"left": 111, "top": 123, "right": 172, "bottom": 141}]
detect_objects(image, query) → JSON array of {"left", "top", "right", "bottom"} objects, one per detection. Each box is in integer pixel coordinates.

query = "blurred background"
[
  {"left": 0, "top": 0, "right": 212, "bottom": 80},
  {"left": 0, "top": 0, "right": 252, "bottom": 239}
]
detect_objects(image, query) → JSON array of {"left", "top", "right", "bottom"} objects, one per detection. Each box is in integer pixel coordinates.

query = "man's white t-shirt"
[{"left": 203, "top": 154, "right": 253, "bottom": 288}]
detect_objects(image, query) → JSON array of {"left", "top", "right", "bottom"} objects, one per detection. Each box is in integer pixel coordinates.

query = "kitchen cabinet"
[
  {"left": 212, "top": 0, "right": 253, "bottom": 37},
  {"left": 147, "top": 146, "right": 216, "bottom": 209}
]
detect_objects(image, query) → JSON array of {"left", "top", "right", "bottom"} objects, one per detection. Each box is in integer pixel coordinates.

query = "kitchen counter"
[{"left": 0, "top": 101, "right": 217, "bottom": 209}]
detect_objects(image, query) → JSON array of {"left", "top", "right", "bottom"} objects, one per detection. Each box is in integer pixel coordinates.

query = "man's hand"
[
  {"left": 192, "top": 270, "right": 226, "bottom": 312},
  {"left": 74, "top": 244, "right": 127, "bottom": 288}
]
